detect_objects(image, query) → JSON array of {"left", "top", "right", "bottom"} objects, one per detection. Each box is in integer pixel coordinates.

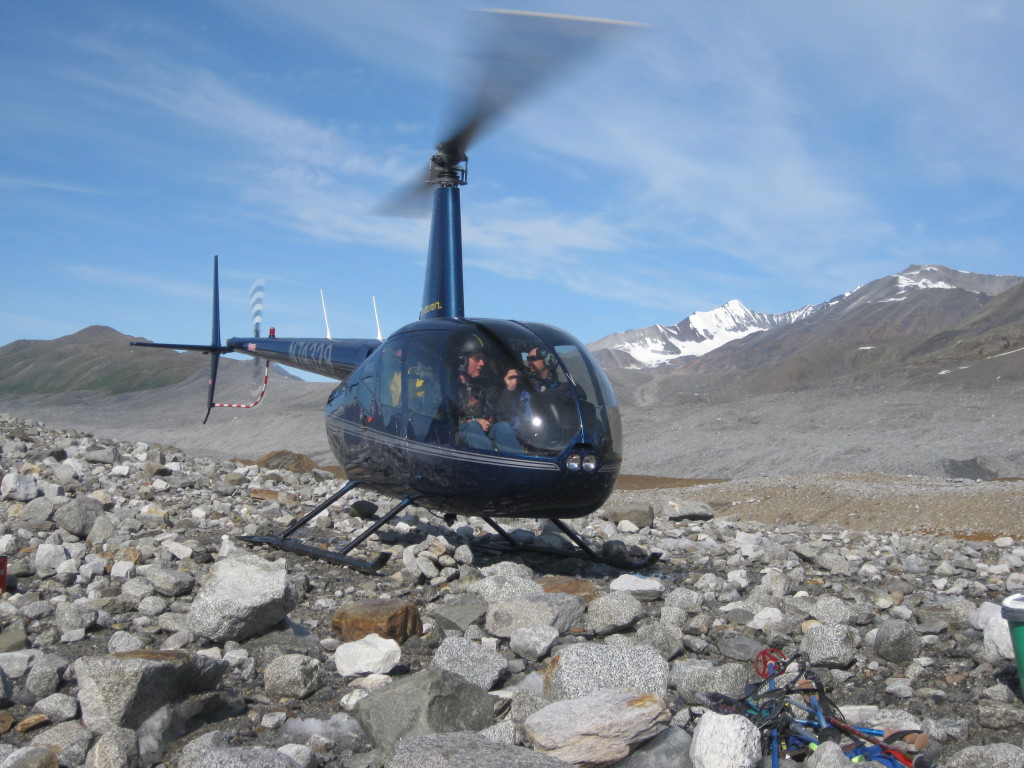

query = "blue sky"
[{"left": 3, "top": 1, "right": 1023, "bottom": 365}]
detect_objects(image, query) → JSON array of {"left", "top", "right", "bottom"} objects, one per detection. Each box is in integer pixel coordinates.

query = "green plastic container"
[{"left": 1001, "top": 594, "right": 1024, "bottom": 694}]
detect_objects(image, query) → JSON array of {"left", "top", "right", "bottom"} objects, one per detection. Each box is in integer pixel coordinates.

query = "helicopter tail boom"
[
  {"left": 131, "top": 256, "right": 380, "bottom": 422},
  {"left": 222, "top": 336, "right": 379, "bottom": 380}
]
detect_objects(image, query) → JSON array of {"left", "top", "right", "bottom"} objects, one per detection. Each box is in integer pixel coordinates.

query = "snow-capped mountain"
[
  {"left": 597, "top": 264, "right": 1024, "bottom": 406},
  {"left": 590, "top": 299, "right": 816, "bottom": 369},
  {"left": 591, "top": 264, "right": 1024, "bottom": 373}
]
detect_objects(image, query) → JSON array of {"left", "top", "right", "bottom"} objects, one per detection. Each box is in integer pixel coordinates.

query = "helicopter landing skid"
[
  {"left": 476, "top": 516, "right": 662, "bottom": 571},
  {"left": 237, "top": 481, "right": 418, "bottom": 575}
]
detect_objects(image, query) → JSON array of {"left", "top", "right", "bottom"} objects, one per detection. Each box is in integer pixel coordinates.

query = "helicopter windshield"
[
  {"left": 522, "top": 322, "right": 623, "bottom": 463},
  {"left": 445, "top": 320, "right": 622, "bottom": 460}
]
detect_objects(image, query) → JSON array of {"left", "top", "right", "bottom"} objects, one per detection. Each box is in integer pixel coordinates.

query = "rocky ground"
[{"left": 2, "top": 415, "right": 1024, "bottom": 767}]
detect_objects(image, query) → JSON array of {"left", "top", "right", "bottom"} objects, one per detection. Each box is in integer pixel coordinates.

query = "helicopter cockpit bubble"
[{"left": 443, "top": 320, "right": 622, "bottom": 463}]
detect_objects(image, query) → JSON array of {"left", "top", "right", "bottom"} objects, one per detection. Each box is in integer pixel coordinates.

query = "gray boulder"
[
  {"left": 187, "top": 554, "right": 296, "bottom": 643},
  {"left": 612, "top": 724, "right": 693, "bottom": 768},
  {"left": 670, "top": 660, "right": 751, "bottom": 706},
  {"left": 587, "top": 592, "right": 645, "bottom": 635},
  {"left": 947, "top": 743, "right": 1024, "bottom": 768},
  {"left": 545, "top": 643, "right": 669, "bottom": 701},
  {"left": 874, "top": 619, "right": 922, "bottom": 663},
  {"left": 485, "top": 593, "right": 584, "bottom": 637},
  {"left": 509, "top": 626, "right": 559, "bottom": 661},
  {"left": 178, "top": 732, "right": 301, "bottom": 768},
  {"left": 353, "top": 669, "right": 494, "bottom": 755},
  {"left": 85, "top": 727, "right": 141, "bottom": 768},
  {"left": 76, "top": 650, "right": 227, "bottom": 731},
  {"left": 430, "top": 637, "right": 508, "bottom": 690},
  {"left": 263, "top": 654, "right": 323, "bottom": 700},
  {"left": 799, "top": 623, "right": 859, "bottom": 669},
  {"left": 138, "top": 565, "right": 195, "bottom": 597},
  {"left": 55, "top": 495, "right": 102, "bottom": 538}
]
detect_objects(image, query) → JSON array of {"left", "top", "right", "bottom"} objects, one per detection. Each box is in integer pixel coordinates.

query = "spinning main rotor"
[{"left": 392, "top": 10, "right": 640, "bottom": 208}]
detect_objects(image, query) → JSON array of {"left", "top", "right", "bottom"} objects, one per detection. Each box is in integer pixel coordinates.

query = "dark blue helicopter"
[{"left": 133, "top": 11, "right": 657, "bottom": 573}]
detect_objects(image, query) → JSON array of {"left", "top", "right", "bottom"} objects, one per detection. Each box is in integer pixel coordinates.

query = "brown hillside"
[{"left": 0, "top": 326, "right": 206, "bottom": 395}]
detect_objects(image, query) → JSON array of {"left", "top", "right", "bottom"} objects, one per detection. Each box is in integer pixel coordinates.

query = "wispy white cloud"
[
  {"left": 0, "top": 176, "right": 107, "bottom": 195},
  {"left": 66, "top": 264, "right": 210, "bottom": 301}
]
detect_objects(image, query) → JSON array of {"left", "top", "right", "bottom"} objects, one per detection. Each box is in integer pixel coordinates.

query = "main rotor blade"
[
  {"left": 439, "top": 10, "right": 641, "bottom": 161},
  {"left": 378, "top": 10, "right": 640, "bottom": 217}
]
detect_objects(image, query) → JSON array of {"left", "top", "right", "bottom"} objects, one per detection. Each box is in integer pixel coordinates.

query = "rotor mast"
[{"left": 420, "top": 147, "right": 468, "bottom": 321}]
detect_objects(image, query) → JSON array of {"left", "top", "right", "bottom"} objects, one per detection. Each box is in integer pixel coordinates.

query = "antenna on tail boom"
[
  {"left": 372, "top": 296, "right": 383, "bottom": 342},
  {"left": 320, "top": 290, "right": 333, "bottom": 340}
]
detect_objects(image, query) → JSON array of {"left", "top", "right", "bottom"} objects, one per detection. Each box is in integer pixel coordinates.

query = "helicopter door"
[
  {"left": 402, "top": 332, "right": 447, "bottom": 444},
  {"left": 325, "top": 349, "right": 380, "bottom": 480},
  {"left": 376, "top": 339, "right": 405, "bottom": 438},
  {"left": 370, "top": 338, "right": 408, "bottom": 480}
]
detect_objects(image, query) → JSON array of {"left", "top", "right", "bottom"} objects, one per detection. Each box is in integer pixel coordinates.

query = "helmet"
[{"left": 457, "top": 333, "right": 486, "bottom": 373}]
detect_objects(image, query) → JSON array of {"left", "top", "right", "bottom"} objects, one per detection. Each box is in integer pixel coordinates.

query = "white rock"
[
  {"left": 1, "top": 472, "right": 39, "bottom": 501},
  {"left": 983, "top": 614, "right": 1014, "bottom": 660},
  {"left": 34, "top": 543, "right": 71, "bottom": 577},
  {"left": 110, "top": 561, "right": 137, "bottom": 580},
  {"left": 690, "top": 711, "right": 761, "bottom": 768},
  {"left": 610, "top": 574, "right": 665, "bottom": 601},
  {"left": 334, "top": 633, "right": 401, "bottom": 676}
]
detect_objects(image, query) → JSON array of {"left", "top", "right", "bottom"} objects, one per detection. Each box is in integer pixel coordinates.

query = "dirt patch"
[
  {"left": 614, "top": 474, "right": 726, "bottom": 491},
  {"left": 611, "top": 472, "right": 1024, "bottom": 540}
]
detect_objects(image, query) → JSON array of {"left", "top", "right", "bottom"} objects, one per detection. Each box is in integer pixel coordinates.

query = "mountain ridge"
[
  {"left": 0, "top": 325, "right": 299, "bottom": 396},
  {"left": 590, "top": 264, "right": 1023, "bottom": 374}
]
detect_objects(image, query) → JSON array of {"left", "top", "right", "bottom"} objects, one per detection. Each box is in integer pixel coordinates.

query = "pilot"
[
  {"left": 455, "top": 336, "right": 520, "bottom": 453},
  {"left": 526, "top": 347, "right": 561, "bottom": 391},
  {"left": 520, "top": 346, "right": 576, "bottom": 446}
]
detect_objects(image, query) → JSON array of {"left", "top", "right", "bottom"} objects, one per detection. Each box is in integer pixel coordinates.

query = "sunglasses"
[{"left": 526, "top": 355, "right": 544, "bottom": 362}]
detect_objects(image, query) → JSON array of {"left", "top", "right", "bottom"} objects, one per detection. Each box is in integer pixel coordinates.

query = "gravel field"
[{"left": 2, "top": 359, "right": 1022, "bottom": 541}]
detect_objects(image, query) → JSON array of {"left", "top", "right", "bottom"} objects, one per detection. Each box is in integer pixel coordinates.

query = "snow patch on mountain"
[{"left": 591, "top": 299, "right": 816, "bottom": 368}]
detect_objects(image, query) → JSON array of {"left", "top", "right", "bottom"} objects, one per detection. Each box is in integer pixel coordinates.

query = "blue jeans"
[{"left": 458, "top": 420, "right": 521, "bottom": 453}]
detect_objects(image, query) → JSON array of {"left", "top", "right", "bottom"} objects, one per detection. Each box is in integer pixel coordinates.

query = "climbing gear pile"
[{"left": 696, "top": 650, "right": 937, "bottom": 767}]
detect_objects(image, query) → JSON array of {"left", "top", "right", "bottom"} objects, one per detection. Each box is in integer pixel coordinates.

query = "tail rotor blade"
[{"left": 250, "top": 278, "right": 265, "bottom": 338}]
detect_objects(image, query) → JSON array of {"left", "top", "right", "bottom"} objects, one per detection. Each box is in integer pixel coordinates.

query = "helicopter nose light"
[
  {"left": 566, "top": 453, "right": 582, "bottom": 471},
  {"left": 582, "top": 454, "right": 599, "bottom": 472}
]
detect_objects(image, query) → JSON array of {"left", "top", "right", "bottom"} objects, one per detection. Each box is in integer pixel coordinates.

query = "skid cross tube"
[
  {"left": 238, "top": 481, "right": 419, "bottom": 574},
  {"left": 476, "top": 516, "right": 661, "bottom": 570}
]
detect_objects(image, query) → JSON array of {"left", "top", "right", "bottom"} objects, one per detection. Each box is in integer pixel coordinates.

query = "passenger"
[
  {"left": 454, "top": 337, "right": 520, "bottom": 453},
  {"left": 496, "top": 367, "right": 527, "bottom": 433}
]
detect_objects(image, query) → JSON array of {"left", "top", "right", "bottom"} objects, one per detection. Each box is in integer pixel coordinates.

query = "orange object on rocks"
[{"left": 332, "top": 598, "right": 423, "bottom": 644}]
